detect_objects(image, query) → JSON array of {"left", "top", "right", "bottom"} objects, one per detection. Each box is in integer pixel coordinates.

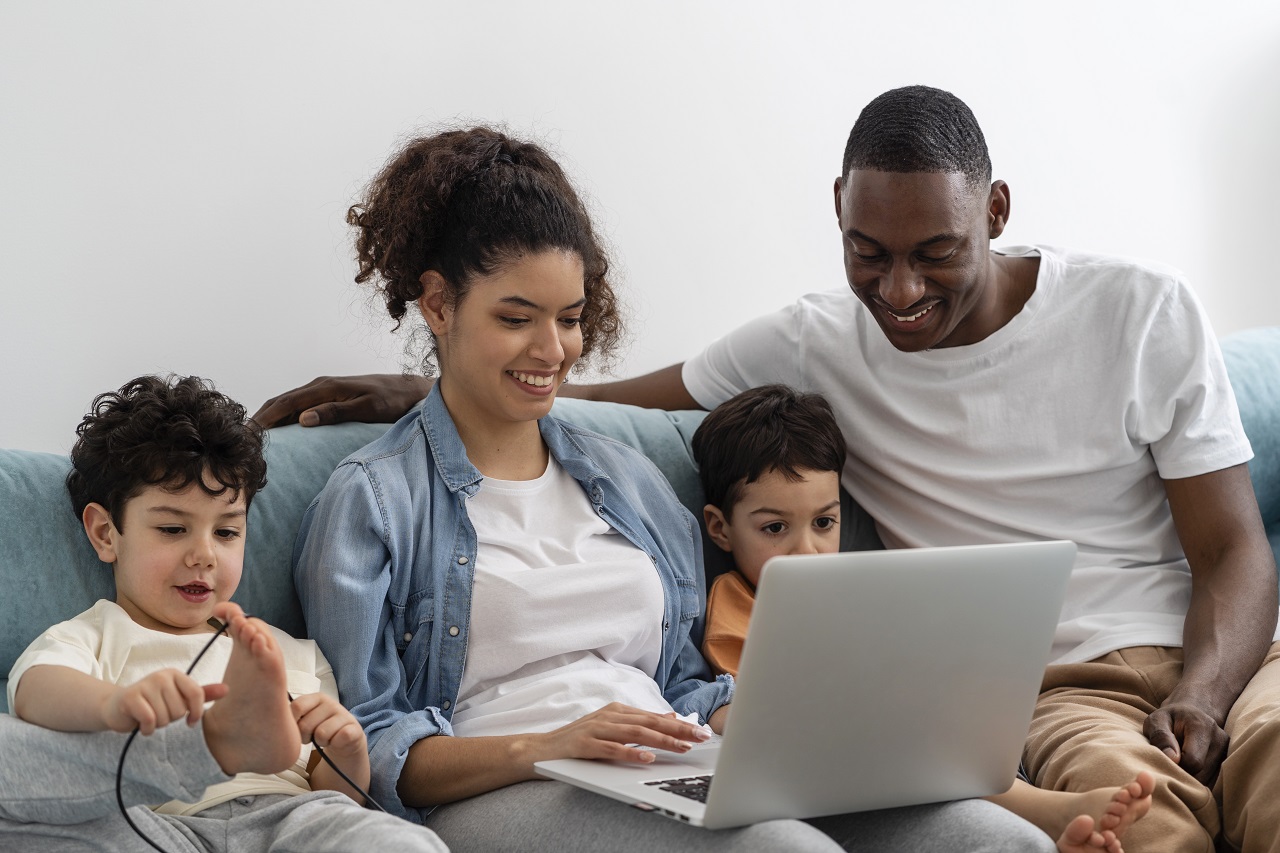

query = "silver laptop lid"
[{"left": 702, "top": 540, "right": 1075, "bottom": 829}]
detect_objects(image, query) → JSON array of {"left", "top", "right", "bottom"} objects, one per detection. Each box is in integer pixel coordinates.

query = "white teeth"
[
  {"left": 890, "top": 304, "right": 933, "bottom": 323},
  {"left": 510, "top": 371, "right": 554, "bottom": 387}
]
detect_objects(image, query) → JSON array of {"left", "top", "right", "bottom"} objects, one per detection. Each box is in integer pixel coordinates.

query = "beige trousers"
[{"left": 1024, "top": 641, "right": 1280, "bottom": 853}]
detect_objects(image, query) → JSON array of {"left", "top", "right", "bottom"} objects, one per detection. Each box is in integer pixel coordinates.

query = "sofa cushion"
[{"left": 1222, "top": 327, "right": 1280, "bottom": 556}]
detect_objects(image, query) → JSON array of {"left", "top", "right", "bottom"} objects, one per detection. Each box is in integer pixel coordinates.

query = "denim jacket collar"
[{"left": 419, "top": 384, "right": 610, "bottom": 499}]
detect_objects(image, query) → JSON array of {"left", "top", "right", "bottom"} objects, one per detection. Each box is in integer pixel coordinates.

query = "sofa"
[{"left": 3, "top": 327, "right": 1280, "bottom": 714}]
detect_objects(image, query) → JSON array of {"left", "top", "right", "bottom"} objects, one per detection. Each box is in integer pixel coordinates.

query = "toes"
[{"left": 1062, "top": 814, "right": 1096, "bottom": 845}]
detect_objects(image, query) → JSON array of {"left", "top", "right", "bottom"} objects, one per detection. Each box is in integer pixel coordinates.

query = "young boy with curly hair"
[
  {"left": 0, "top": 375, "right": 446, "bottom": 852},
  {"left": 690, "top": 384, "right": 1154, "bottom": 853}
]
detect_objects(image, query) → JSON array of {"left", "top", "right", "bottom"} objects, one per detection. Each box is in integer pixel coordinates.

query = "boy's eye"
[
  {"left": 814, "top": 516, "right": 838, "bottom": 531},
  {"left": 157, "top": 526, "right": 185, "bottom": 536},
  {"left": 761, "top": 522, "right": 786, "bottom": 535},
  {"left": 216, "top": 528, "right": 241, "bottom": 540}
]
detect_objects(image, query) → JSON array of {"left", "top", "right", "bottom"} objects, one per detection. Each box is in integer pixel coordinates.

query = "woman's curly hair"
[
  {"left": 348, "top": 127, "right": 623, "bottom": 374},
  {"left": 67, "top": 375, "right": 268, "bottom": 529}
]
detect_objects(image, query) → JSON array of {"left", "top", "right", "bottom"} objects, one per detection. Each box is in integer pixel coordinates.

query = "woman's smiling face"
[{"left": 422, "top": 249, "right": 586, "bottom": 433}]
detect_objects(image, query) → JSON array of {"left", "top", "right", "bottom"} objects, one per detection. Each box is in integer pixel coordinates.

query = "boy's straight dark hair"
[
  {"left": 67, "top": 375, "right": 268, "bottom": 529},
  {"left": 691, "top": 384, "right": 846, "bottom": 519}
]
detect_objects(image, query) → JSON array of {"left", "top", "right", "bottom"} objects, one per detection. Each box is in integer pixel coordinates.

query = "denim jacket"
[{"left": 293, "top": 386, "right": 734, "bottom": 822}]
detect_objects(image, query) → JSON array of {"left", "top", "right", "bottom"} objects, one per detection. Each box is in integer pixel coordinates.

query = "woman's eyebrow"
[{"left": 497, "top": 295, "right": 587, "bottom": 311}]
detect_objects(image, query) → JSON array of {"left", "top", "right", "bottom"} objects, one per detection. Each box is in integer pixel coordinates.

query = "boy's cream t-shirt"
[{"left": 7, "top": 599, "right": 332, "bottom": 814}]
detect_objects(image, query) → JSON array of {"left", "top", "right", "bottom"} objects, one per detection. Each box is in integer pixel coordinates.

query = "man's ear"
[
  {"left": 987, "top": 180, "right": 1011, "bottom": 239},
  {"left": 417, "top": 271, "right": 450, "bottom": 335},
  {"left": 833, "top": 177, "right": 844, "bottom": 220},
  {"left": 82, "top": 503, "right": 118, "bottom": 565},
  {"left": 703, "top": 504, "right": 733, "bottom": 553}
]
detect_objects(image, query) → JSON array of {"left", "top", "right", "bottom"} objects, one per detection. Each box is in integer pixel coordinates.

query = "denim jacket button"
[
  {"left": 449, "top": 625, "right": 460, "bottom": 636},
  {"left": 457, "top": 556, "right": 469, "bottom": 565},
  {"left": 442, "top": 699, "right": 451, "bottom": 710},
  {"left": 403, "top": 632, "right": 413, "bottom": 643}
]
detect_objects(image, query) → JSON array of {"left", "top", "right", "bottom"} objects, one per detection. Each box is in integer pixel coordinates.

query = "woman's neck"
[{"left": 439, "top": 385, "right": 550, "bottom": 481}]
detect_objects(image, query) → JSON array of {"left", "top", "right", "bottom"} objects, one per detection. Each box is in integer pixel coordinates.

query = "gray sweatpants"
[
  {"left": 425, "top": 778, "right": 1059, "bottom": 853},
  {"left": 0, "top": 714, "right": 448, "bottom": 853}
]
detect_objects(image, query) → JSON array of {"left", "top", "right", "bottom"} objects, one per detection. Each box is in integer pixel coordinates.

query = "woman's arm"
[
  {"left": 397, "top": 703, "right": 712, "bottom": 807},
  {"left": 293, "top": 461, "right": 451, "bottom": 819}
]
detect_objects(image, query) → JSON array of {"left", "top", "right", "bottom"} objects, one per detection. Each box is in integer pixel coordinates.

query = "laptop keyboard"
[{"left": 644, "top": 775, "right": 713, "bottom": 803}]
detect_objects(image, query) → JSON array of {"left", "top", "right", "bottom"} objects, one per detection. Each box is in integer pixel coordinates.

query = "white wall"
[{"left": 3, "top": 1, "right": 1279, "bottom": 452}]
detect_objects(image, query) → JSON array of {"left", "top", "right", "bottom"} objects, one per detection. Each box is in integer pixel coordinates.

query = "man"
[{"left": 256, "top": 86, "right": 1280, "bottom": 853}]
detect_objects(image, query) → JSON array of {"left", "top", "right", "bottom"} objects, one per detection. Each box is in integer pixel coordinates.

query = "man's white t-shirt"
[
  {"left": 683, "top": 244, "right": 1267, "bottom": 664},
  {"left": 7, "top": 599, "right": 332, "bottom": 814}
]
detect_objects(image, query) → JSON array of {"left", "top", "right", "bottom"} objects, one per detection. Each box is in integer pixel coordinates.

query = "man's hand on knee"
[{"left": 1143, "top": 700, "right": 1229, "bottom": 786}]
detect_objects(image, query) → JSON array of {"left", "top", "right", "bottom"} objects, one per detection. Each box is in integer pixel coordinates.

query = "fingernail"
[
  {"left": 300, "top": 411, "right": 319, "bottom": 427},
  {"left": 639, "top": 752, "right": 655, "bottom": 763},
  {"left": 691, "top": 728, "right": 711, "bottom": 741}
]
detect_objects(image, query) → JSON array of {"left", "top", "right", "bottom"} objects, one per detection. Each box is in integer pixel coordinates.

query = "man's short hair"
[
  {"left": 842, "top": 85, "right": 991, "bottom": 190},
  {"left": 67, "top": 375, "right": 268, "bottom": 529},
  {"left": 691, "top": 384, "right": 846, "bottom": 519}
]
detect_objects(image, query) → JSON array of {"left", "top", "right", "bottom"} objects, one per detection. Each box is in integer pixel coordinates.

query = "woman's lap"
[{"left": 424, "top": 780, "right": 1056, "bottom": 853}]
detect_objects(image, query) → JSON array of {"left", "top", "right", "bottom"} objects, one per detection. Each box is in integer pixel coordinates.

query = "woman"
[{"left": 292, "top": 127, "right": 1057, "bottom": 853}]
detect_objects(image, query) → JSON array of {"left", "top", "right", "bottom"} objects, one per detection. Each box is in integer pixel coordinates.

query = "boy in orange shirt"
[{"left": 690, "top": 384, "right": 1153, "bottom": 853}]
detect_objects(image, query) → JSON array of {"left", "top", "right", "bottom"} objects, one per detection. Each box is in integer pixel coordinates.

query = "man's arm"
[
  {"left": 563, "top": 363, "right": 702, "bottom": 410},
  {"left": 252, "top": 364, "right": 703, "bottom": 428},
  {"left": 1144, "top": 463, "right": 1278, "bottom": 785}
]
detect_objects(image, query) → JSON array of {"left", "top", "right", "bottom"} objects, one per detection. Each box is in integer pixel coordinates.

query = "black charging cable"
[{"left": 116, "top": 616, "right": 386, "bottom": 852}]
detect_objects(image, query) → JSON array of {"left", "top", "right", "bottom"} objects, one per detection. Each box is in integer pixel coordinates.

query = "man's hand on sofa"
[{"left": 253, "top": 374, "right": 432, "bottom": 428}]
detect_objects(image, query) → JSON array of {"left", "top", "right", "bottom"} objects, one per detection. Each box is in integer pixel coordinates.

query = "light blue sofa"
[{"left": 2, "top": 328, "right": 1279, "bottom": 714}]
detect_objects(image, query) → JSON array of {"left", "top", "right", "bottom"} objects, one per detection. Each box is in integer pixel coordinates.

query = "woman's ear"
[
  {"left": 82, "top": 503, "right": 118, "bottom": 565},
  {"left": 417, "top": 271, "right": 450, "bottom": 335},
  {"left": 703, "top": 504, "right": 733, "bottom": 553}
]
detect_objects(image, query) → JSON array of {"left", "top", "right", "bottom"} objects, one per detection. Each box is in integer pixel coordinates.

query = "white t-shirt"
[
  {"left": 450, "top": 455, "right": 673, "bottom": 738},
  {"left": 7, "top": 599, "right": 333, "bottom": 814},
  {"left": 683, "top": 245, "right": 1266, "bottom": 664}
]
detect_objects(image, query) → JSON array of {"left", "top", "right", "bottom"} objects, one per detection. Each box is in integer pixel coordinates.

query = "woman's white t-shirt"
[{"left": 450, "top": 455, "right": 674, "bottom": 738}]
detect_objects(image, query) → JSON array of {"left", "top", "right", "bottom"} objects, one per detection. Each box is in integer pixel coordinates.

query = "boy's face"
[
  {"left": 704, "top": 467, "right": 841, "bottom": 588},
  {"left": 82, "top": 476, "right": 246, "bottom": 635}
]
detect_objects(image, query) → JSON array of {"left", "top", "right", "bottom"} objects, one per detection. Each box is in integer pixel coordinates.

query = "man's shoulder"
[{"left": 1029, "top": 245, "right": 1188, "bottom": 287}]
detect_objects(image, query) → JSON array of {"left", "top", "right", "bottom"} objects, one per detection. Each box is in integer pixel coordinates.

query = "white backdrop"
[{"left": 3, "top": 1, "right": 1279, "bottom": 452}]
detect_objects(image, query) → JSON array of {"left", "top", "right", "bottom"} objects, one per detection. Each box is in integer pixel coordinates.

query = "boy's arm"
[
  {"left": 13, "top": 664, "right": 225, "bottom": 735},
  {"left": 292, "top": 692, "right": 370, "bottom": 805}
]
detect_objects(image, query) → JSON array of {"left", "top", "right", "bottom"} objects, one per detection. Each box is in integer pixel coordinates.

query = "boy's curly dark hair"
[
  {"left": 348, "top": 126, "right": 623, "bottom": 375},
  {"left": 691, "top": 385, "right": 846, "bottom": 520},
  {"left": 66, "top": 375, "right": 268, "bottom": 529}
]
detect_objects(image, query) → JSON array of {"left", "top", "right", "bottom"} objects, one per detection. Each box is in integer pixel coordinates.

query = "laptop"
[{"left": 535, "top": 540, "right": 1075, "bottom": 829}]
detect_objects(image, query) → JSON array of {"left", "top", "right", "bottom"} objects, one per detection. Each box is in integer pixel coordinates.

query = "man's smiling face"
[{"left": 835, "top": 169, "right": 1007, "bottom": 352}]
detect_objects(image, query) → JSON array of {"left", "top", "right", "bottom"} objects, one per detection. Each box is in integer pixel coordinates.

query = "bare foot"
[
  {"left": 202, "top": 602, "right": 301, "bottom": 775},
  {"left": 1057, "top": 815, "right": 1120, "bottom": 853},
  {"left": 1055, "top": 772, "right": 1154, "bottom": 853},
  {"left": 1096, "top": 771, "right": 1154, "bottom": 838}
]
